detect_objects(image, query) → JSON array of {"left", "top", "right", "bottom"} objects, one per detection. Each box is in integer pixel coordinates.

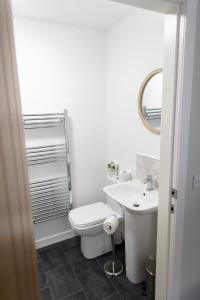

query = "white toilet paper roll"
[
  {"left": 103, "top": 215, "right": 119, "bottom": 235},
  {"left": 119, "top": 170, "right": 132, "bottom": 182}
]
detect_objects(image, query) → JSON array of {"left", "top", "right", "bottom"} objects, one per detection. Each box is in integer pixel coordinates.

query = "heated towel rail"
[
  {"left": 143, "top": 107, "right": 162, "bottom": 120},
  {"left": 23, "top": 110, "right": 72, "bottom": 224},
  {"left": 26, "top": 144, "right": 67, "bottom": 166}
]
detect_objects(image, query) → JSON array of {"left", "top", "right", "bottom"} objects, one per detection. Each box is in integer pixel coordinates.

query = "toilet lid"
[{"left": 69, "top": 202, "right": 117, "bottom": 228}]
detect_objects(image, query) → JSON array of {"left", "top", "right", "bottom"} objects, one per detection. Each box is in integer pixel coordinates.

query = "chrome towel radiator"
[
  {"left": 143, "top": 106, "right": 162, "bottom": 120},
  {"left": 23, "top": 110, "right": 72, "bottom": 224},
  {"left": 26, "top": 144, "right": 67, "bottom": 166}
]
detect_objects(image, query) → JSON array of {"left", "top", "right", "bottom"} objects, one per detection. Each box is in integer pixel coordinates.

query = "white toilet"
[{"left": 68, "top": 176, "right": 124, "bottom": 259}]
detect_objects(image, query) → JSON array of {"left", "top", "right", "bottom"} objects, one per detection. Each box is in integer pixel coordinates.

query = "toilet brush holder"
[{"left": 104, "top": 233, "right": 123, "bottom": 276}]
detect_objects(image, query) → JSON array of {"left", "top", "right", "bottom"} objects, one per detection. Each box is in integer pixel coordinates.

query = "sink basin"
[{"left": 103, "top": 179, "right": 158, "bottom": 214}]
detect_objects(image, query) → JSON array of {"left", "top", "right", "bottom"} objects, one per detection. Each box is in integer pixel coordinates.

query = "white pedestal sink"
[{"left": 103, "top": 180, "right": 158, "bottom": 284}]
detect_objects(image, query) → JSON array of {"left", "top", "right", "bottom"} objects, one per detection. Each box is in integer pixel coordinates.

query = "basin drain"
[{"left": 133, "top": 203, "right": 140, "bottom": 207}]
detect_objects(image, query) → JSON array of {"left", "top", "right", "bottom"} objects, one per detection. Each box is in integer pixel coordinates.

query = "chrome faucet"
[{"left": 144, "top": 175, "right": 153, "bottom": 190}]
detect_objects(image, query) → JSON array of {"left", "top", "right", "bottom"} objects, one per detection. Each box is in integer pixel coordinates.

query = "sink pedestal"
[{"left": 125, "top": 210, "right": 157, "bottom": 284}]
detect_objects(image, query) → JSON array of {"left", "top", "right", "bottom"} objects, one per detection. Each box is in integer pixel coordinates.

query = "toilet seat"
[{"left": 69, "top": 201, "right": 121, "bottom": 229}]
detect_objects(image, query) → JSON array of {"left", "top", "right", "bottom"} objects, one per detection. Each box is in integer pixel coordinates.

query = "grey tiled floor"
[{"left": 37, "top": 237, "right": 146, "bottom": 300}]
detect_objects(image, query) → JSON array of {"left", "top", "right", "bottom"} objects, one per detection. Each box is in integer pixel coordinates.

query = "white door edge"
[{"left": 167, "top": 1, "right": 199, "bottom": 299}]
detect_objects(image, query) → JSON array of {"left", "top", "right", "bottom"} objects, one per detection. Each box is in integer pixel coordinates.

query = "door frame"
[
  {"left": 164, "top": 1, "right": 199, "bottom": 299},
  {"left": 157, "top": 1, "right": 199, "bottom": 299},
  {"left": 0, "top": 1, "right": 39, "bottom": 299}
]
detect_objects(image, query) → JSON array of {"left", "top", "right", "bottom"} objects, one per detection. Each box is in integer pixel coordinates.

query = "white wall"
[
  {"left": 14, "top": 18, "right": 106, "bottom": 243},
  {"left": 14, "top": 9, "right": 164, "bottom": 245},
  {"left": 106, "top": 9, "right": 164, "bottom": 177}
]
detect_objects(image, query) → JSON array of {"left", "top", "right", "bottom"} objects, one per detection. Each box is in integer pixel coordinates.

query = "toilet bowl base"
[{"left": 81, "top": 231, "right": 112, "bottom": 259}]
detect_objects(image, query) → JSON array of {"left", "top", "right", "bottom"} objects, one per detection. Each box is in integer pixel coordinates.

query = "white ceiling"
[{"left": 11, "top": 0, "right": 134, "bottom": 30}]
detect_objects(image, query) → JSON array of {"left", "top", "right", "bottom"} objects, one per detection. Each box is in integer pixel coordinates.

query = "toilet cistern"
[{"left": 144, "top": 175, "right": 153, "bottom": 190}]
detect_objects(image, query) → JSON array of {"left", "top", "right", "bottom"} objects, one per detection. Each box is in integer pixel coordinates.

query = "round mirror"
[{"left": 138, "top": 68, "right": 163, "bottom": 135}]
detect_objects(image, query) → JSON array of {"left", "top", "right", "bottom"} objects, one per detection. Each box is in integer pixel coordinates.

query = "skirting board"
[{"left": 35, "top": 229, "right": 76, "bottom": 249}]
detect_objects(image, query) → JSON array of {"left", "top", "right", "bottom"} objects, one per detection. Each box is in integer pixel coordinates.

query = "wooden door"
[{"left": 0, "top": 0, "right": 40, "bottom": 299}]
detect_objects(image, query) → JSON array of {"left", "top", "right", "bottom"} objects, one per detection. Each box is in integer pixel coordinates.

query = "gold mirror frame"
[{"left": 138, "top": 68, "right": 163, "bottom": 135}]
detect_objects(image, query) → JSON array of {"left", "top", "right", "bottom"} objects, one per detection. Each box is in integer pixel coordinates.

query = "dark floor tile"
[
  {"left": 77, "top": 265, "right": 116, "bottom": 300},
  {"left": 37, "top": 240, "right": 144, "bottom": 300},
  {"left": 40, "top": 244, "right": 69, "bottom": 272},
  {"left": 38, "top": 242, "right": 60, "bottom": 253},
  {"left": 96, "top": 252, "right": 113, "bottom": 268},
  {"left": 46, "top": 265, "right": 81, "bottom": 300},
  {"left": 67, "top": 248, "right": 98, "bottom": 273},
  {"left": 37, "top": 263, "right": 47, "bottom": 289},
  {"left": 40, "top": 288, "right": 53, "bottom": 300},
  {"left": 60, "top": 236, "right": 80, "bottom": 252},
  {"left": 61, "top": 290, "right": 88, "bottom": 300},
  {"left": 37, "top": 251, "right": 41, "bottom": 262},
  {"left": 96, "top": 251, "right": 124, "bottom": 273},
  {"left": 110, "top": 274, "right": 145, "bottom": 300}
]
